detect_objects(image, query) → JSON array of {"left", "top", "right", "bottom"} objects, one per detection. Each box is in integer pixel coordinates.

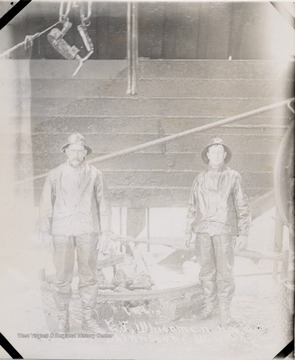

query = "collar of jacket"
[
  {"left": 207, "top": 164, "right": 227, "bottom": 173},
  {"left": 65, "top": 159, "right": 87, "bottom": 170}
]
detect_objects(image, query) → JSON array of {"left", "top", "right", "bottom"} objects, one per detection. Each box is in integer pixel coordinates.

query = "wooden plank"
[
  {"left": 26, "top": 116, "right": 290, "bottom": 134},
  {"left": 25, "top": 133, "right": 282, "bottom": 154},
  {"left": 29, "top": 98, "right": 284, "bottom": 117},
  {"left": 165, "top": 133, "right": 282, "bottom": 153},
  {"left": 2, "top": 60, "right": 289, "bottom": 79},
  {"left": 23, "top": 152, "right": 277, "bottom": 172},
  {"left": 0, "top": 60, "right": 127, "bottom": 79},
  {"left": 107, "top": 3, "right": 127, "bottom": 59},
  {"left": 3, "top": 78, "right": 292, "bottom": 98},
  {"left": 202, "top": 3, "right": 232, "bottom": 59},
  {"left": 138, "top": 3, "right": 166, "bottom": 59},
  {"left": 139, "top": 60, "right": 291, "bottom": 79}
]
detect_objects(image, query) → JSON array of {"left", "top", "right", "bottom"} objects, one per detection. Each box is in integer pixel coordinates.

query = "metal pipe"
[
  {"left": 89, "top": 98, "right": 294, "bottom": 163},
  {"left": 12, "top": 98, "right": 294, "bottom": 186},
  {"left": 0, "top": 21, "right": 60, "bottom": 59},
  {"left": 132, "top": 2, "right": 138, "bottom": 92},
  {"left": 127, "top": 2, "right": 138, "bottom": 95}
]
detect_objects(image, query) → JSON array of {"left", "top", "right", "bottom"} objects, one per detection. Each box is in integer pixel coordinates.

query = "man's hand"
[
  {"left": 39, "top": 231, "right": 54, "bottom": 252},
  {"left": 185, "top": 232, "right": 193, "bottom": 248},
  {"left": 97, "top": 233, "right": 111, "bottom": 254},
  {"left": 235, "top": 235, "right": 248, "bottom": 251}
]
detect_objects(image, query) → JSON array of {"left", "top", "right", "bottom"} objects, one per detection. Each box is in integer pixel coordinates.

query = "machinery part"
[
  {"left": 277, "top": 280, "right": 294, "bottom": 342},
  {"left": 41, "top": 268, "right": 201, "bottom": 303},
  {"left": 79, "top": 1, "right": 92, "bottom": 27},
  {"left": 47, "top": 23, "right": 79, "bottom": 60},
  {"left": 47, "top": 23, "right": 93, "bottom": 76},
  {"left": 77, "top": 24, "right": 94, "bottom": 52},
  {"left": 59, "top": 1, "right": 72, "bottom": 23},
  {"left": 274, "top": 122, "right": 294, "bottom": 231},
  {"left": 48, "top": 1, "right": 93, "bottom": 76},
  {"left": 0, "top": 21, "right": 60, "bottom": 59}
]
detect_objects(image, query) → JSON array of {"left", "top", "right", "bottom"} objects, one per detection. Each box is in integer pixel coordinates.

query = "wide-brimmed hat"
[
  {"left": 61, "top": 133, "right": 92, "bottom": 155},
  {"left": 201, "top": 137, "right": 232, "bottom": 164}
]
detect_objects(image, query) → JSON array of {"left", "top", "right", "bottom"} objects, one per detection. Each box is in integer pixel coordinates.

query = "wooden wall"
[{"left": 4, "top": 1, "right": 288, "bottom": 60}]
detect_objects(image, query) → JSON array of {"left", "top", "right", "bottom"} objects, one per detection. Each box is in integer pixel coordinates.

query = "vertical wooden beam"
[
  {"left": 273, "top": 208, "right": 284, "bottom": 279},
  {"left": 127, "top": 2, "right": 138, "bottom": 95}
]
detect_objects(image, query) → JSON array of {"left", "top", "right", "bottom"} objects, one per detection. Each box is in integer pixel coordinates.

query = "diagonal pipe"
[{"left": 13, "top": 98, "right": 294, "bottom": 186}]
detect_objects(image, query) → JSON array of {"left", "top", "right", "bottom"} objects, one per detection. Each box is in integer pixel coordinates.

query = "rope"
[
  {"left": 0, "top": 21, "right": 60, "bottom": 59},
  {"left": 11, "top": 98, "right": 294, "bottom": 187}
]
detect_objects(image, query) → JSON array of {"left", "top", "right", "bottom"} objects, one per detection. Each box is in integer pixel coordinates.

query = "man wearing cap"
[
  {"left": 185, "top": 137, "right": 251, "bottom": 326},
  {"left": 39, "top": 133, "right": 112, "bottom": 334}
]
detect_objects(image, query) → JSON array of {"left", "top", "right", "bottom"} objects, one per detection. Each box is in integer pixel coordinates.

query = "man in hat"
[
  {"left": 185, "top": 137, "right": 251, "bottom": 326},
  {"left": 39, "top": 133, "right": 112, "bottom": 334}
]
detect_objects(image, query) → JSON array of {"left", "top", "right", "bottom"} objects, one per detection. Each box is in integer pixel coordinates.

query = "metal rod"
[
  {"left": 90, "top": 98, "right": 294, "bottom": 162},
  {"left": 127, "top": 2, "right": 132, "bottom": 94},
  {"left": 12, "top": 98, "right": 294, "bottom": 186},
  {"left": 131, "top": 2, "right": 138, "bottom": 94},
  {"left": 0, "top": 22, "right": 60, "bottom": 59},
  {"left": 126, "top": 2, "right": 138, "bottom": 95}
]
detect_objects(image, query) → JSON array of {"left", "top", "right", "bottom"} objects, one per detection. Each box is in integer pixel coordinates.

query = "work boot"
[
  {"left": 200, "top": 305, "right": 215, "bottom": 319},
  {"left": 219, "top": 304, "right": 233, "bottom": 326},
  {"left": 97, "top": 270, "right": 116, "bottom": 290},
  {"left": 57, "top": 310, "right": 69, "bottom": 333},
  {"left": 112, "top": 269, "right": 133, "bottom": 289},
  {"left": 195, "top": 304, "right": 215, "bottom": 320},
  {"left": 82, "top": 310, "right": 113, "bottom": 336}
]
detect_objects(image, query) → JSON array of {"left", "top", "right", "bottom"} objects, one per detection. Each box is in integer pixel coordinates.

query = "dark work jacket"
[
  {"left": 186, "top": 166, "right": 251, "bottom": 237},
  {"left": 39, "top": 161, "right": 111, "bottom": 236}
]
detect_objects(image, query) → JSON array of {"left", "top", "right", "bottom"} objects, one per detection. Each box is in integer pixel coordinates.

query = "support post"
[{"left": 127, "top": 2, "right": 138, "bottom": 95}]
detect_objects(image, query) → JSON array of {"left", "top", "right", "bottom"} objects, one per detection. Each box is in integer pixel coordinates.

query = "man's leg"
[
  {"left": 196, "top": 233, "right": 217, "bottom": 317},
  {"left": 76, "top": 234, "right": 108, "bottom": 333},
  {"left": 53, "top": 236, "right": 75, "bottom": 332},
  {"left": 212, "top": 235, "right": 235, "bottom": 325}
]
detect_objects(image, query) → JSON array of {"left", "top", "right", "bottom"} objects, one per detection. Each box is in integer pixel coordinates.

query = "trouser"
[
  {"left": 52, "top": 234, "right": 98, "bottom": 317},
  {"left": 196, "top": 233, "right": 235, "bottom": 309}
]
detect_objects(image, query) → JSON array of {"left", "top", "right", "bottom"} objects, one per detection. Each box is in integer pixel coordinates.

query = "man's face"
[
  {"left": 207, "top": 145, "right": 226, "bottom": 167},
  {"left": 65, "top": 144, "right": 87, "bottom": 168}
]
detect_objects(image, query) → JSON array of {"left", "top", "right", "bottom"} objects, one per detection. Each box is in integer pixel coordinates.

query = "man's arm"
[
  {"left": 185, "top": 178, "right": 198, "bottom": 247},
  {"left": 95, "top": 172, "right": 112, "bottom": 253},
  {"left": 233, "top": 172, "right": 251, "bottom": 250},
  {"left": 233, "top": 172, "right": 251, "bottom": 236},
  {"left": 39, "top": 174, "right": 55, "bottom": 251},
  {"left": 95, "top": 172, "right": 112, "bottom": 235},
  {"left": 39, "top": 175, "right": 54, "bottom": 234}
]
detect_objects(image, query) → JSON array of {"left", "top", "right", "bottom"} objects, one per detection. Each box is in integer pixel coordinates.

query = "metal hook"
[
  {"left": 59, "top": 1, "right": 71, "bottom": 23},
  {"left": 72, "top": 50, "right": 93, "bottom": 77},
  {"left": 80, "top": 1, "right": 92, "bottom": 26}
]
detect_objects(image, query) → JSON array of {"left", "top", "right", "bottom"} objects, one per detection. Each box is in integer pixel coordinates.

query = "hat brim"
[
  {"left": 61, "top": 143, "right": 92, "bottom": 155},
  {"left": 201, "top": 144, "right": 232, "bottom": 164}
]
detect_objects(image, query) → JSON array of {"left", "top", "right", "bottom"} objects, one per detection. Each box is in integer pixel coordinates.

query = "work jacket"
[
  {"left": 39, "top": 161, "right": 111, "bottom": 237},
  {"left": 186, "top": 166, "right": 251, "bottom": 237}
]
